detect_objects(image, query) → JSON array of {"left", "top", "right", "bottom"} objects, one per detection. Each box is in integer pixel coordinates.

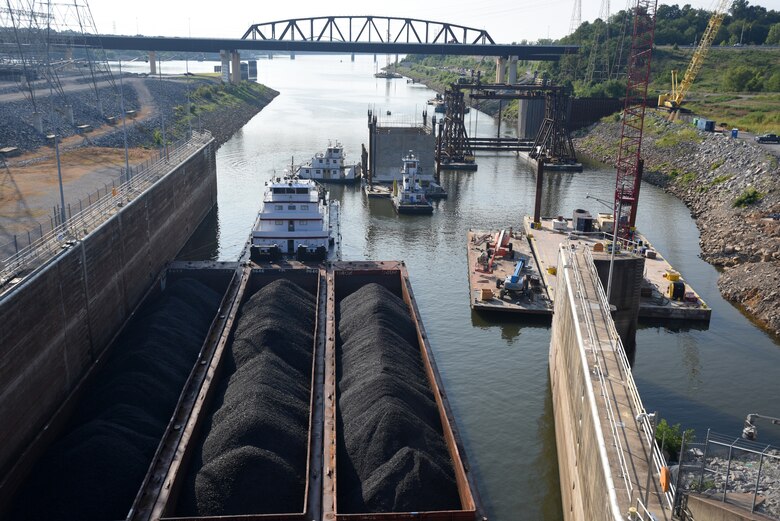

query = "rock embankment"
[
  {"left": 575, "top": 113, "right": 780, "bottom": 336},
  {"left": 0, "top": 76, "right": 278, "bottom": 151}
]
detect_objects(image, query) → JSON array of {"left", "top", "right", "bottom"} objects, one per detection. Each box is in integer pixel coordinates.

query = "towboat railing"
[{"left": 0, "top": 130, "right": 213, "bottom": 294}]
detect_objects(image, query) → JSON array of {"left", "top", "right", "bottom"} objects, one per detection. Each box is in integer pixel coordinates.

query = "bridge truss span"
[{"left": 241, "top": 16, "right": 496, "bottom": 45}]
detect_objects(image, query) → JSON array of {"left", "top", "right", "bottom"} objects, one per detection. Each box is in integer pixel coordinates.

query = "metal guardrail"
[
  {"left": 564, "top": 244, "right": 675, "bottom": 519},
  {"left": 582, "top": 246, "right": 676, "bottom": 513},
  {"left": 568, "top": 246, "right": 635, "bottom": 501},
  {"left": 0, "top": 130, "right": 213, "bottom": 292}
]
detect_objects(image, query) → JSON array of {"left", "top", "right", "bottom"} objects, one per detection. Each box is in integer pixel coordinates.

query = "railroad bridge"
[{"left": 72, "top": 15, "right": 577, "bottom": 83}]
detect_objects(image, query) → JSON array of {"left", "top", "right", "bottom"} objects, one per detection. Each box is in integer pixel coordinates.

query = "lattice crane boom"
[
  {"left": 614, "top": 0, "right": 658, "bottom": 240},
  {"left": 673, "top": 0, "right": 729, "bottom": 106}
]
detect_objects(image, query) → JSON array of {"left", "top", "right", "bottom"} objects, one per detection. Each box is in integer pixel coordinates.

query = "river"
[{"left": 173, "top": 55, "right": 780, "bottom": 520}]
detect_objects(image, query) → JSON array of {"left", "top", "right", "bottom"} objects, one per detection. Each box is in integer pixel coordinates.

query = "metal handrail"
[
  {"left": 583, "top": 247, "right": 676, "bottom": 510},
  {"left": 568, "top": 246, "right": 634, "bottom": 501},
  {"left": 0, "top": 131, "right": 212, "bottom": 290}
]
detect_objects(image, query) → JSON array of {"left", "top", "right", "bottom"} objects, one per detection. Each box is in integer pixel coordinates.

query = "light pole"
[
  {"left": 118, "top": 60, "right": 130, "bottom": 183},
  {"left": 607, "top": 184, "right": 624, "bottom": 302},
  {"left": 585, "top": 188, "right": 623, "bottom": 302},
  {"left": 637, "top": 411, "right": 658, "bottom": 510}
]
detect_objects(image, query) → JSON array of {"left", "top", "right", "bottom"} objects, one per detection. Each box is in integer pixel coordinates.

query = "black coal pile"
[
  {"left": 9, "top": 278, "right": 222, "bottom": 521},
  {"left": 337, "top": 283, "right": 460, "bottom": 513},
  {"left": 178, "top": 278, "right": 315, "bottom": 516}
]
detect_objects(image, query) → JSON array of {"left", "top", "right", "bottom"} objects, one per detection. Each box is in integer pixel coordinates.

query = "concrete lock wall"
[
  {"left": 518, "top": 99, "right": 546, "bottom": 140},
  {"left": 373, "top": 127, "right": 435, "bottom": 182},
  {"left": 549, "top": 250, "right": 622, "bottom": 521},
  {"left": 0, "top": 139, "right": 217, "bottom": 477}
]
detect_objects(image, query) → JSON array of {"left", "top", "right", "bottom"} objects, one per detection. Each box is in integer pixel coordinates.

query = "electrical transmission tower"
[
  {"left": 585, "top": 0, "right": 611, "bottom": 84},
  {"left": 569, "top": 0, "right": 582, "bottom": 35}
]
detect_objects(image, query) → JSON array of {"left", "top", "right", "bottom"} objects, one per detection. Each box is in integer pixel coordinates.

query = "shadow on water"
[
  {"left": 470, "top": 310, "right": 550, "bottom": 344},
  {"left": 531, "top": 375, "right": 565, "bottom": 520}
]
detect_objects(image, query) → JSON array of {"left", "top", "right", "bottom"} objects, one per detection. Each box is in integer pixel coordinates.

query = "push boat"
[
  {"left": 392, "top": 152, "right": 434, "bottom": 215},
  {"left": 249, "top": 175, "right": 341, "bottom": 262},
  {"left": 295, "top": 141, "right": 361, "bottom": 183}
]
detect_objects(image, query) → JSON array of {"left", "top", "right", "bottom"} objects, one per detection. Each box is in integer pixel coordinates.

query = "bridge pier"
[
  {"left": 149, "top": 51, "right": 157, "bottom": 75},
  {"left": 220, "top": 50, "right": 230, "bottom": 83},
  {"left": 495, "top": 56, "right": 506, "bottom": 84},
  {"left": 231, "top": 51, "right": 241, "bottom": 84},
  {"left": 508, "top": 56, "right": 518, "bottom": 84}
]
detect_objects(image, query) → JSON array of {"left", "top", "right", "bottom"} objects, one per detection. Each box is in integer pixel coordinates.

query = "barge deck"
[
  {"left": 523, "top": 216, "right": 711, "bottom": 322},
  {"left": 466, "top": 230, "right": 552, "bottom": 315}
]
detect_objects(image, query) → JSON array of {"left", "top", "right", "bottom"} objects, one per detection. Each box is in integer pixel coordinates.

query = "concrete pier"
[
  {"left": 508, "top": 56, "right": 518, "bottom": 84},
  {"left": 230, "top": 51, "right": 241, "bottom": 84},
  {"left": 220, "top": 50, "right": 230, "bottom": 83},
  {"left": 550, "top": 244, "right": 672, "bottom": 520},
  {"left": 495, "top": 56, "right": 506, "bottom": 84}
]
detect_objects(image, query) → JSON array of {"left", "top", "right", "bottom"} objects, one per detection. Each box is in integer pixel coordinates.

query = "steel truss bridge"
[{"left": 71, "top": 15, "right": 577, "bottom": 59}]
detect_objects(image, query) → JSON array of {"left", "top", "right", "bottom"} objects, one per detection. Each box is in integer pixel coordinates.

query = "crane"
[
  {"left": 658, "top": 0, "right": 730, "bottom": 110},
  {"left": 613, "top": 0, "right": 658, "bottom": 241}
]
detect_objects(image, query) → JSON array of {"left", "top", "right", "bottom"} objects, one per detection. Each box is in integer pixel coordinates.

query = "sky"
[{"left": 88, "top": 0, "right": 780, "bottom": 43}]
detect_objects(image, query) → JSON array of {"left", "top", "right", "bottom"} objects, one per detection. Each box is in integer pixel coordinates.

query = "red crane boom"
[{"left": 614, "top": 0, "right": 658, "bottom": 241}]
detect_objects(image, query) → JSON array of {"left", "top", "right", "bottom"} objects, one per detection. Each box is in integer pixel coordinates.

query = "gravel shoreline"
[{"left": 574, "top": 113, "right": 780, "bottom": 336}]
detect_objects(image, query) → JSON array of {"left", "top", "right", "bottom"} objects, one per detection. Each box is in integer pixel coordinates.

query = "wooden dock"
[
  {"left": 524, "top": 216, "right": 711, "bottom": 322},
  {"left": 466, "top": 230, "right": 552, "bottom": 315}
]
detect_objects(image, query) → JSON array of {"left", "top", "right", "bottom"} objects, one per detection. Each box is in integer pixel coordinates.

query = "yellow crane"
[{"left": 658, "top": 0, "right": 730, "bottom": 109}]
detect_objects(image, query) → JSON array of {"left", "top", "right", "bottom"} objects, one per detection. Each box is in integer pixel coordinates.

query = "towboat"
[
  {"left": 249, "top": 175, "right": 341, "bottom": 262},
  {"left": 392, "top": 152, "right": 433, "bottom": 215},
  {"left": 295, "top": 141, "right": 361, "bottom": 183}
]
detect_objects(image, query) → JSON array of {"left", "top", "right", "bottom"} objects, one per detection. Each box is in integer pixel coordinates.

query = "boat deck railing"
[{"left": 0, "top": 130, "right": 213, "bottom": 295}]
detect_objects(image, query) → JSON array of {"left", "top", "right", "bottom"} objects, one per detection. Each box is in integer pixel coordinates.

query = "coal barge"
[{"left": 0, "top": 261, "right": 485, "bottom": 521}]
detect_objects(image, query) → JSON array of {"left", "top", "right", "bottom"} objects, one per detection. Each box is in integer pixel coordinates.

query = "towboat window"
[
  {"left": 275, "top": 220, "right": 283, "bottom": 225},
  {"left": 316, "top": 170, "right": 321, "bottom": 174},
  {"left": 301, "top": 204, "right": 308, "bottom": 210},
  {"left": 296, "top": 188, "right": 308, "bottom": 194},
  {"left": 275, "top": 205, "right": 283, "bottom": 211},
  {"left": 298, "top": 220, "right": 307, "bottom": 225},
  {"left": 288, "top": 205, "right": 296, "bottom": 210}
]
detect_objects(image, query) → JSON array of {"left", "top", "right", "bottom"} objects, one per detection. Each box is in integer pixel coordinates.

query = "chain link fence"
[
  {"left": 674, "top": 430, "right": 780, "bottom": 519},
  {"left": 0, "top": 130, "right": 212, "bottom": 289}
]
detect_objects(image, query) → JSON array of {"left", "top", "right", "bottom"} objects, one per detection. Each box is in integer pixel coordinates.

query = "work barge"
[
  {"left": 465, "top": 216, "right": 711, "bottom": 324},
  {"left": 0, "top": 260, "right": 486, "bottom": 521}
]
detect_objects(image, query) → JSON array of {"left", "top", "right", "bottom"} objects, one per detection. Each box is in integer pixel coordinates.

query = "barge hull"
[{"left": 325, "top": 261, "right": 484, "bottom": 521}]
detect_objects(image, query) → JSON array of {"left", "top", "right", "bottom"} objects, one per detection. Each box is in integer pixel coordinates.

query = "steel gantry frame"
[
  {"left": 435, "top": 81, "right": 577, "bottom": 168},
  {"left": 614, "top": 0, "right": 658, "bottom": 240},
  {"left": 242, "top": 16, "right": 496, "bottom": 45},
  {"left": 529, "top": 88, "right": 577, "bottom": 165}
]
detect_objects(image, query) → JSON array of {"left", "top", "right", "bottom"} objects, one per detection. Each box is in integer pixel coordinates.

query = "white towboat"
[
  {"left": 249, "top": 175, "right": 341, "bottom": 262},
  {"left": 392, "top": 152, "right": 433, "bottom": 215},
  {"left": 296, "top": 141, "right": 361, "bottom": 183}
]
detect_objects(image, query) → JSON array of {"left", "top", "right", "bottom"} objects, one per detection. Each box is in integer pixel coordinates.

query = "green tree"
[
  {"left": 767, "top": 23, "right": 780, "bottom": 44},
  {"left": 766, "top": 71, "right": 780, "bottom": 92},
  {"left": 655, "top": 419, "right": 695, "bottom": 462},
  {"left": 723, "top": 65, "right": 760, "bottom": 91}
]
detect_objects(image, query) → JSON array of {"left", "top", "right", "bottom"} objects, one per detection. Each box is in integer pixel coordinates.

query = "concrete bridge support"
[
  {"left": 517, "top": 99, "right": 545, "bottom": 139},
  {"left": 495, "top": 56, "right": 506, "bottom": 84},
  {"left": 508, "top": 56, "right": 518, "bottom": 84},
  {"left": 220, "top": 50, "right": 230, "bottom": 83},
  {"left": 149, "top": 50, "right": 157, "bottom": 75},
  {"left": 231, "top": 51, "right": 241, "bottom": 84}
]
